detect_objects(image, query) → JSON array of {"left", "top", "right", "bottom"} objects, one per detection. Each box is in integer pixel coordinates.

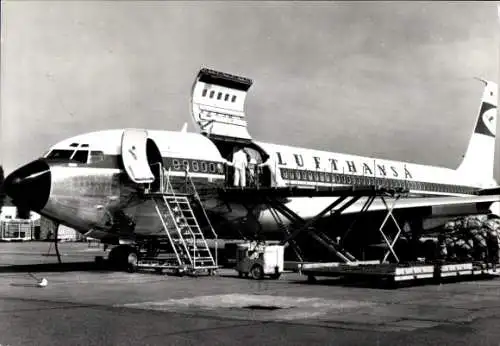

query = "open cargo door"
[
  {"left": 121, "top": 129, "right": 155, "bottom": 184},
  {"left": 190, "top": 68, "right": 254, "bottom": 144}
]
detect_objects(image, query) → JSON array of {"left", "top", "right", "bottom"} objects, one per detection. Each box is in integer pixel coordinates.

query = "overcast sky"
[{"left": 1, "top": 1, "right": 500, "bottom": 179}]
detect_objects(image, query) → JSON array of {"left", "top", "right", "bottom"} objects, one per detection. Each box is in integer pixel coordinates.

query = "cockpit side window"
[
  {"left": 89, "top": 151, "right": 105, "bottom": 164},
  {"left": 71, "top": 150, "right": 89, "bottom": 164}
]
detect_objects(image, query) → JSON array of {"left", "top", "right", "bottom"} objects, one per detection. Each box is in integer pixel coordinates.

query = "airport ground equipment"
[
  {"left": 131, "top": 166, "right": 218, "bottom": 276},
  {"left": 218, "top": 185, "right": 500, "bottom": 285},
  {"left": 218, "top": 185, "right": 408, "bottom": 264},
  {"left": 235, "top": 241, "right": 284, "bottom": 279},
  {"left": 298, "top": 213, "right": 500, "bottom": 285}
]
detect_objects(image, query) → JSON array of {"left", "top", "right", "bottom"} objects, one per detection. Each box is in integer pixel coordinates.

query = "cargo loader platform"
[
  {"left": 218, "top": 185, "right": 409, "bottom": 264},
  {"left": 299, "top": 261, "right": 500, "bottom": 284}
]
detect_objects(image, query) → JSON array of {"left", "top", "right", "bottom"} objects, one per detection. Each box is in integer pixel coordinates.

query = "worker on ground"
[
  {"left": 225, "top": 146, "right": 248, "bottom": 187},
  {"left": 258, "top": 154, "right": 285, "bottom": 188}
]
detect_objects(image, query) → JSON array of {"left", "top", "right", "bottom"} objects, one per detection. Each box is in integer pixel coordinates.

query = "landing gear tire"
[
  {"left": 250, "top": 265, "right": 264, "bottom": 280},
  {"left": 270, "top": 273, "right": 281, "bottom": 280},
  {"left": 108, "top": 245, "right": 138, "bottom": 272},
  {"left": 94, "top": 256, "right": 104, "bottom": 268}
]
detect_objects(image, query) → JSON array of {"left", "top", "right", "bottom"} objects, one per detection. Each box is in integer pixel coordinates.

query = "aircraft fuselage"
[{"left": 4, "top": 128, "right": 496, "bottom": 244}]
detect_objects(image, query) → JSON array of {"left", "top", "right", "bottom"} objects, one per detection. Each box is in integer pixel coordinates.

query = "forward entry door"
[{"left": 121, "top": 129, "right": 155, "bottom": 184}]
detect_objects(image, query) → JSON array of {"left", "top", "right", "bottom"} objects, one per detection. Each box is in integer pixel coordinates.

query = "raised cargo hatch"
[{"left": 190, "top": 68, "right": 254, "bottom": 143}]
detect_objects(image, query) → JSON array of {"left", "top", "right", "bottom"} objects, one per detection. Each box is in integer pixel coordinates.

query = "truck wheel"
[
  {"left": 109, "top": 245, "right": 137, "bottom": 271},
  {"left": 250, "top": 265, "right": 264, "bottom": 280},
  {"left": 127, "top": 251, "right": 138, "bottom": 273}
]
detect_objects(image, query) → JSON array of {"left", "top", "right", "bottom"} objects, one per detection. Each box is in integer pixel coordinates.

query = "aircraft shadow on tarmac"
[
  {"left": 0, "top": 261, "right": 113, "bottom": 274},
  {"left": 10, "top": 283, "right": 46, "bottom": 287},
  {"left": 218, "top": 272, "right": 407, "bottom": 289}
]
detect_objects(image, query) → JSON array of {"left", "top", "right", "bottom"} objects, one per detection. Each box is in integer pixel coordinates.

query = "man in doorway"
[
  {"left": 258, "top": 154, "right": 285, "bottom": 188},
  {"left": 225, "top": 146, "right": 248, "bottom": 187}
]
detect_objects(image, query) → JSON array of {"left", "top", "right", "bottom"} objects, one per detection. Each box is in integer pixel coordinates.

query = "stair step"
[{"left": 194, "top": 257, "right": 214, "bottom": 261}]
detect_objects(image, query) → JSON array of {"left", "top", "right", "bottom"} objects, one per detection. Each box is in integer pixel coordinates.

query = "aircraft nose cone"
[{"left": 3, "top": 159, "right": 51, "bottom": 211}]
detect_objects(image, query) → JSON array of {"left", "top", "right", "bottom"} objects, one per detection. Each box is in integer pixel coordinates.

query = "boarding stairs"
[{"left": 137, "top": 165, "right": 218, "bottom": 275}]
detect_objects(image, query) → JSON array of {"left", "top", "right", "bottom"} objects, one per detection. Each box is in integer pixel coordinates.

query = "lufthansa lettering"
[{"left": 275, "top": 151, "right": 413, "bottom": 179}]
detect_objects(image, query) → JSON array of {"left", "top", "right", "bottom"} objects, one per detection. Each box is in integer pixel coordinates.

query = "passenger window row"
[
  {"left": 201, "top": 89, "right": 237, "bottom": 103},
  {"left": 280, "top": 168, "right": 477, "bottom": 195}
]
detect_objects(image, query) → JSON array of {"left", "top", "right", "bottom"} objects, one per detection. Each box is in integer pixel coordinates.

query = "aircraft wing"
[
  {"left": 270, "top": 193, "right": 500, "bottom": 222},
  {"left": 219, "top": 186, "right": 500, "bottom": 216},
  {"left": 340, "top": 194, "right": 500, "bottom": 214},
  {"left": 476, "top": 187, "right": 500, "bottom": 196}
]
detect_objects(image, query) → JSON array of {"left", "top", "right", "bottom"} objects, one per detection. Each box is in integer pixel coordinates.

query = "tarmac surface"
[{"left": 2, "top": 242, "right": 500, "bottom": 345}]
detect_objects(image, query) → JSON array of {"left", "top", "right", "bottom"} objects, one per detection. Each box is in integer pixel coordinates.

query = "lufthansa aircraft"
[{"left": 3, "top": 68, "right": 500, "bottom": 253}]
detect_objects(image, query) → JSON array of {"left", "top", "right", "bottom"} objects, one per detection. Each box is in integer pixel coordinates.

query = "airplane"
[{"left": 3, "top": 68, "right": 500, "bottom": 267}]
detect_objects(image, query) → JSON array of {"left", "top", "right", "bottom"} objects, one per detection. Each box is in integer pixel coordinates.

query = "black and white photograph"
[{"left": 1, "top": 1, "right": 500, "bottom": 345}]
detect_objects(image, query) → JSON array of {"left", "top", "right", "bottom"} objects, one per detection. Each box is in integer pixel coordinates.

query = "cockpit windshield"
[
  {"left": 46, "top": 150, "right": 73, "bottom": 160},
  {"left": 46, "top": 149, "right": 89, "bottom": 164}
]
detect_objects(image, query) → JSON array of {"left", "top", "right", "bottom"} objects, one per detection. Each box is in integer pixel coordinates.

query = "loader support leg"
[
  {"left": 280, "top": 196, "right": 361, "bottom": 246},
  {"left": 380, "top": 196, "right": 403, "bottom": 263}
]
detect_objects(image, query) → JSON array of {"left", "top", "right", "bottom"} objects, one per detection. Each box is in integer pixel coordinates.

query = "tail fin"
[{"left": 456, "top": 78, "right": 498, "bottom": 186}]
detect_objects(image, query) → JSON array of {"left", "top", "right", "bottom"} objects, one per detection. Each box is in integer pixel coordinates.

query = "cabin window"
[
  {"left": 282, "top": 169, "right": 288, "bottom": 179},
  {"left": 224, "top": 94, "right": 229, "bottom": 101},
  {"left": 217, "top": 92, "right": 222, "bottom": 100},
  {"left": 89, "top": 151, "right": 105, "bottom": 164},
  {"left": 70, "top": 143, "right": 78, "bottom": 147},
  {"left": 71, "top": 150, "right": 89, "bottom": 164},
  {"left": 209, "top": 91, "right": 215, "bottom": 98},
  {"left": 191, "top": 161, "right": 199, "bottom": 172},
  {"left": 231, "top": 95, "right": 236, "bottom": 102},
  {"left": 202, "top": 89, "right": 207, "bottom": 97}
]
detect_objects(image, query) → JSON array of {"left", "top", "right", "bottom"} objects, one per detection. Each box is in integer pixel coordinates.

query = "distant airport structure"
[
  {"left": 0, "top": 199, "right": 82, "bottom": 242},
  {"left": 0, "top": 200, "right": 39, "bottom": 241}
]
